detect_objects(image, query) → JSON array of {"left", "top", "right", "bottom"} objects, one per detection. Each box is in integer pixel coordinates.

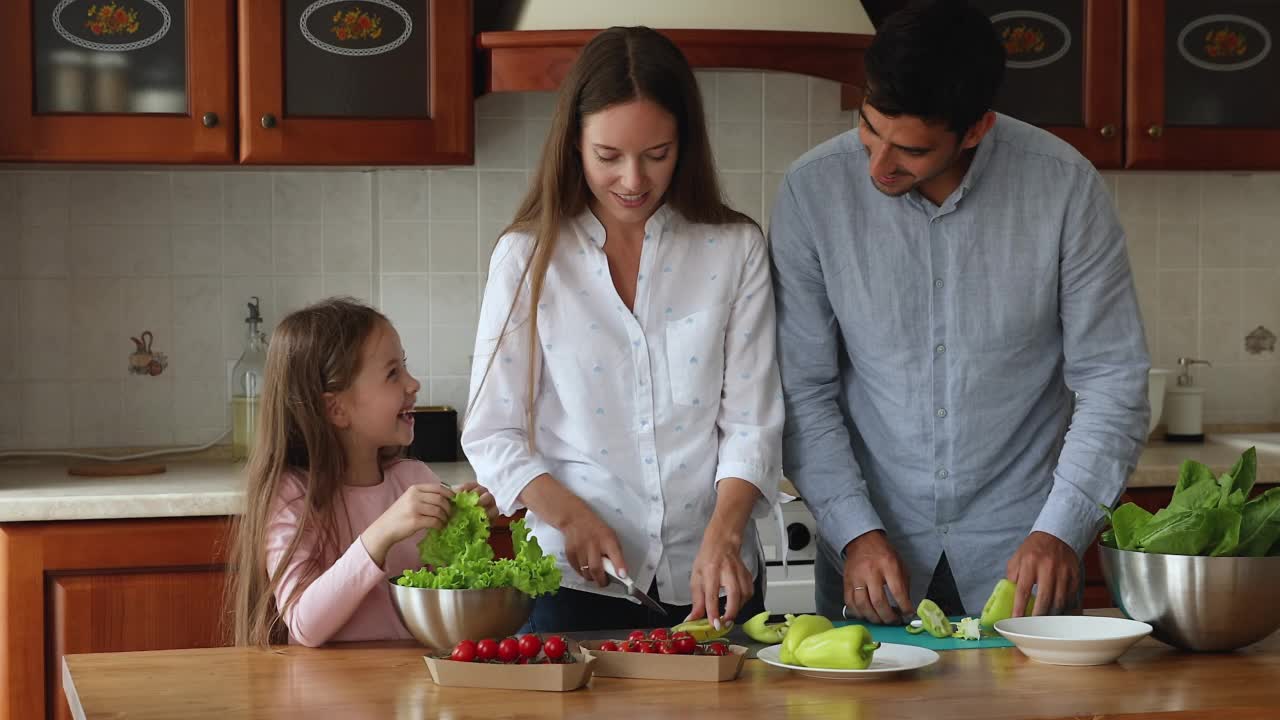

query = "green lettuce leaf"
[
  {"left": 1109, "top": 502, "right": 1154, "bottom": 551},
  {"left": 417, "top": 490, "right": 492, "bottom": 568},
  {"left": 1237, "top": 486, "right": 1280, "bottom": 557}
]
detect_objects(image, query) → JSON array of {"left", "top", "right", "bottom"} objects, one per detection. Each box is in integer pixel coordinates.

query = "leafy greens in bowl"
[
  {"left": 394, "top": 490, "right": 562, "bottom": 596},
  {"left": 1101, "top": 447, "right": 1280, "bottom": 557}
]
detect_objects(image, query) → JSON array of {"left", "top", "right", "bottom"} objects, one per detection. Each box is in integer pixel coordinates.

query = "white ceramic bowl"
[{"left": 994, "top": 616, "right": 1152, "bottom": 666}]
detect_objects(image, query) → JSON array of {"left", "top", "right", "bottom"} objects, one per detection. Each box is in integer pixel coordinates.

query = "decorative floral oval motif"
[
  {"left": 989, "top": 10, "right": 1072, "bottom": 70},
  {"left": 52, "top": 0, "right": 170, "bottom": 53},
  {"left": 1177, "top": 14, "right": 1272, "bottom": 72},
  {"left": 299, "top": 0, "right": 413, "bottom": 57}
]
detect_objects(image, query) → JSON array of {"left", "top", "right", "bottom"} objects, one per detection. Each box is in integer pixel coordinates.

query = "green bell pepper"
[
  {"left": 778, "top": 614, "right": 834, "bottom": 665},
  {"left": 916, "top": 598, "right": 953, "bottom": 639},
  {"left": 794, "top": 625, "right": 881, "bottom": 670}
]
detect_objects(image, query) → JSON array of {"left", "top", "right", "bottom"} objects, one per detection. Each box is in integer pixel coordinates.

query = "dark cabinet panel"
[
  {"left": 1163, "top": 0, "right": 1280, "bottom": 128},
  {"left": 974, "top": 0, "right": 1085, "bottom": 127}
]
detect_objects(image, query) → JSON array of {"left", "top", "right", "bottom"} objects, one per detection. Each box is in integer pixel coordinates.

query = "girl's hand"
[
  {"left": 361, "top": 483, "right": 454, "bottom": 567},
  {"left": 455, "top": 481, "right": 499, "bottom": 522},
  {"left": 687, "top": 529, "right": 754, "bottom": 629}
]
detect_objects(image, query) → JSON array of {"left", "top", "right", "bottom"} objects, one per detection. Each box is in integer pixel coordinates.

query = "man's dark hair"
[{"left": 863, "top": 0, "right": 1006, "bottom": 136}]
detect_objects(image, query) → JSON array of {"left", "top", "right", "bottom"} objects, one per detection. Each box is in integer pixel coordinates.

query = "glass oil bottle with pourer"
[{"left": 231, "top": 297, "right": 268, "bottom": 461}]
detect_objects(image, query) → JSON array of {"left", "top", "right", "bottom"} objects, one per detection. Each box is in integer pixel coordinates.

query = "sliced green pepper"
[
  {"left": 742, "top": 611, "right": 793, "bottom": 644},
  {"left": 916, "top": 598, "right": 953, "bottom": 639},
  {"left": 794, "top": 625, "right": 881, "bottom": 670},
  {"left": 905, "top": 622, "right": 927, "bottom": 635},
  {"left": 778, "top": 614, "right": 833, "bottom": 665}
]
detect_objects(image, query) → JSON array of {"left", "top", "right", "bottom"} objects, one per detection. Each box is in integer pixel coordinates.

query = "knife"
[{"left": 602, "top": 557, "right": 668, "bottom": 615}]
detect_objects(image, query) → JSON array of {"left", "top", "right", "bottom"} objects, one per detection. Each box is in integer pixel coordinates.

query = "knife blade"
[{"left": 602, "top": 557, "right": 668, "bottom": 615}]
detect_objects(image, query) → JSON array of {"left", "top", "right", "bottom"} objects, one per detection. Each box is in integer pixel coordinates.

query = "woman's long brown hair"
[
  {"left": 226, "top": 298, "right": 400, "bottom": 647},
  {"left": 471, "top": 26, "right": 755, "bottom": 443}
]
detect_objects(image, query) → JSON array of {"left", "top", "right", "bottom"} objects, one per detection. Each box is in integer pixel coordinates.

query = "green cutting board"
[{"left": 835, "top": 617, "right": 1013, "bottom": 651}]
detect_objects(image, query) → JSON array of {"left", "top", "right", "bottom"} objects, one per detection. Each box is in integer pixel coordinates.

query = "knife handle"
[{"left": 601, "top": 556, "right": 629, "bottom": 585}]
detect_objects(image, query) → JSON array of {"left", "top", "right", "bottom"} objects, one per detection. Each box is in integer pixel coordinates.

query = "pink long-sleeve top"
[{"left": 266, "top": 459, "right": 439, "bottom": 646}]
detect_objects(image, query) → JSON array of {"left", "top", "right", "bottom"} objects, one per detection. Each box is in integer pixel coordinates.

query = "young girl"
[
  {"left": 229, "top": 298, "right": 496, "bottom": 647},
  {"left": 462, "top": 26, "right": 784, "bottom": 632}
]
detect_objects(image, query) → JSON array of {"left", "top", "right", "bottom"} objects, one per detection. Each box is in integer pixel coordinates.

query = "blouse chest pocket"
[{"left": 665, "top": 305, "right": 730, "bottom": 408}]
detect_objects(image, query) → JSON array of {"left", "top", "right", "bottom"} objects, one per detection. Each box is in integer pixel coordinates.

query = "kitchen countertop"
[
  {"left": 61, "top": 609, "right": 1280, "bottom": 720},
  {"left": 0, "top": 459, "right": 476, "bottom": 522},
  {"left": 2, "top": 433, "right": 1276, "bottom": 522}
]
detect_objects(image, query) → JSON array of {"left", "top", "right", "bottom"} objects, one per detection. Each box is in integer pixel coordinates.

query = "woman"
[{"left": 462, "top": 26, "right": 783, "bottom": 633}]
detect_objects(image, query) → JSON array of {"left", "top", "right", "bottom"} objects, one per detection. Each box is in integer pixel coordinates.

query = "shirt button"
[
  {"left": 936, "top": 407, "right": 948, "bottom": 418},
  {"left": 651, "top": 495, "right": 660, "bottom": 503},
  {"left": 940, "top": 525, "right": 950, "bottom": 535},
  {"left": 937, "top": 468, "right": 949, "bottom": 480},
  {"left": 934, "top": 278, "right": 944, "bottom": 289},
  {"left": 935, "top": 344, "right": 946, "bottom": 355},
  {"left": 650, "top": 532, "right": 659, "bottom": 540}
]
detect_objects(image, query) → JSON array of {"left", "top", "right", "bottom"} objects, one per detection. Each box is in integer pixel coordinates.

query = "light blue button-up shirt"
[{"left": 768, "top": 113, "right": 1150, "bottom": 614}]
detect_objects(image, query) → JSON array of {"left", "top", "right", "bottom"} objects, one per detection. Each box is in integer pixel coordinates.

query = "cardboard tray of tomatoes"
[
  {"left": 581, "top": 630, "right": 746, "bottom": 682},
  {"left": 424, "top": 635, "right": 596, "bottom": 692}
]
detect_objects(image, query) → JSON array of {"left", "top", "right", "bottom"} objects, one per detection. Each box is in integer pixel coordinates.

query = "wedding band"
[
  {"left": 579, "top": 565, "right": 590, "bottom": 571},
  {"left": 852, "top": 586, "right": 867, "bottom": 592}
]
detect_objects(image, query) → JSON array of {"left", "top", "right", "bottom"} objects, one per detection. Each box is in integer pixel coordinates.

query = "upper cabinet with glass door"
[
  {"left": 238, "top": 0, "right": 473, "bottom": 164},
  {"left": 0, "top": 0, "right": 235, "bottom": 162},
  {"left": 1127, "top": 0, "right": 1280, "bottom": 169},
  {"left": 970, "top": 1, "right": 1124, "bottom": 169}
]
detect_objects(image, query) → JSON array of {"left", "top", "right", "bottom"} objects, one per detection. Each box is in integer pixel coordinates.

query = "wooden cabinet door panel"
[
  {"left": 47, "top": 569, "right": 227, "bottom": 720},
  {"left": 0, "top": 0, "right": 236, "bottom": 163},
  {"left": 1127, "top": 0, "right": 1280, "bottom": 168},
  {"left": 238, "top": 0, "right": 473, "bottom": 164}
]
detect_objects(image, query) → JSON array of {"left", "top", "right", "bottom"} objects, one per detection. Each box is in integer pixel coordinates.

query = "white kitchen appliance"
[{"left": 755, "top": 500, "right": 818, "bottom": 615}]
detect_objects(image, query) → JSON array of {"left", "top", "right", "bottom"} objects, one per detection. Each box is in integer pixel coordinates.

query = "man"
[{"left": 769, "top": 0, "right": 1149, "bottom": 624}]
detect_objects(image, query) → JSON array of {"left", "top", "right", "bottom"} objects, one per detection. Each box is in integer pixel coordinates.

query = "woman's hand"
[
  {"left": 361, "top": 483, "right": 455, "bottom": 567},
  {"left": 455, "top": 481, "right": 499, "bottom": 522},
  {"left": 517, "top": 474, "right": 627, "bottom": 587},
  {"left": 687, "top": 527, "right": 754, "bottom": 628}
]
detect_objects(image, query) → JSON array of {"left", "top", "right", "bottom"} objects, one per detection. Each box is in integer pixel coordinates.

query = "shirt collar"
[
  {"left": 576, "top": 204, "right": 674, "bottom": 248},
  {"left": 907, "top": 113, "right": 1000, "bottom": 215}
]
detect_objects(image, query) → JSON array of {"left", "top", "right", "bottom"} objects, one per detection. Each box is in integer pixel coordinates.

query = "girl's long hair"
[{"left": 226, "top": 297, "right": 400, "bottom": 647}]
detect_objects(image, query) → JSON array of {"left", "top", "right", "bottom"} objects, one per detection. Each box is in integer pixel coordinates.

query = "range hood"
[{"left": 475, "top": 0, "right": 894, "bottom": 99}]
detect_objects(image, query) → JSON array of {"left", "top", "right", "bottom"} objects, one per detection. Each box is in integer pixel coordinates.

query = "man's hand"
[
  {"left": 1007, "top": 531, "right": 1080, "bottom": 617},
  {"left": 842, "top": 530, "right": 913, "bottom": 625}
]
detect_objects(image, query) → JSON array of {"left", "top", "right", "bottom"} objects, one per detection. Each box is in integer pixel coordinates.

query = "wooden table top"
[{"left": 64, "top": 615, "right": 1280, "bottom": 720}]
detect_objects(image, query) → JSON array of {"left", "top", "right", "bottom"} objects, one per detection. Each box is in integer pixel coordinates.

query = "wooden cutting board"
[{"left": 67, "top": 462, "right": 167, "bottom": 477}]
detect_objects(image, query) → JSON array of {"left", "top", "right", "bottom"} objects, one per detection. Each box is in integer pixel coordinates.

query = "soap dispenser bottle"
[
  {"left": 231, "top": 297, "right": 268, "bottom": 461},
  {"left": 1164, "top": 357, "right": 1211, "bottom": 442}
]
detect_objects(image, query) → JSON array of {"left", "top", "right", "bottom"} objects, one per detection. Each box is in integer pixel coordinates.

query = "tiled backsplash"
[{"left": 1, "top": 71, "right": 1277, "bottom": 450}]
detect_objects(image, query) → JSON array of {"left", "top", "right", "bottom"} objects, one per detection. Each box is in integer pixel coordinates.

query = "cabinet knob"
[
  {"left": 1100, "top": 124, "right": 1116, "bottom": 139},
  {"left": 261, "top": 113, "right": 278, "bottom": 129},
  {"left": 1147, "top": 125, "right": 1164, "bottom": 139},
  {"left": 201, "top": 112, "right": 219, "bottom": 129}
]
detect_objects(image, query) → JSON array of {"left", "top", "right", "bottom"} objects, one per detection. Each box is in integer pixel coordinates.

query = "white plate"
[
  {"left": 756, "top": 643, "right": 940, "bottom": 680},
  {"left": 994, "top": 616, "right": 1152, "bottom": 666}
]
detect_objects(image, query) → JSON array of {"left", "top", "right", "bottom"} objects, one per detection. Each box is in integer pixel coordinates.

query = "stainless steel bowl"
[
  {"left": 388, "top": 582, "right": 534, "bottom": 651},
  {"left": 1100, "top": 545, "right": 1280, "bottom": 652}
]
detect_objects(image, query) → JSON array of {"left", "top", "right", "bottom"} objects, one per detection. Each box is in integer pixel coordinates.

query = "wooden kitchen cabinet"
[
  {"left": 0, "top": 0, "right": 236, "bottom": 162},
  {"left": 0, "top": 517, "right": 232, "bottom": 720},
  {"left": 238, "top": 0, "right": 473, "bottom": 164},
  {"left": 972, "top": 0, "right": 1125, "bottom": 168},
  {"left": 0, "top": 0, "right": 473, "bottom": 165},
  {"left": 1126, "top": 0, "right": 1280, "bottom": 169}
]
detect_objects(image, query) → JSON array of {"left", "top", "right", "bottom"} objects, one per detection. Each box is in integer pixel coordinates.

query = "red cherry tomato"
[
  {"left": 671, "top": 631, "right": 694, "bottom": 642},
  {"left": 705, "top": 642, "right": 730, "bottom": 656},
  {"left": 450, "top": 640, "right": 477, "bottom": 662},
  {"left": 627, "top": 630, "right": 647, "bottom": 642},
  {"left": 518, "top": 633, "right": 542, "bottom": 658},
  {"left": 476, "top": 638, "right": 499, "bottom": 661},
  {"left": 515, "top": 657, "right": 530, "bottom": 664},
  {"left": 671, "top": 635, "right": 696, "bottom": 655},
  {"left": 598, "top": 640, "right": 620, "bottom": 652},
  {"left": 543, "top": 635, "right": 568, "bottom": 660},
  {"left": 636, "top": 640, "right": 656, "bottom": 653},
  {"left": 648, "top": 628, "right": 670, "bottom": 641},
  {"left": 656, "top": 640, "right": 676, "bottom": 654},
  {"left": 497, "top": 637, "right": 520, "bottom": 663},
  {"left": 621, "top": 640, "right": 639, "bottom": 653}
]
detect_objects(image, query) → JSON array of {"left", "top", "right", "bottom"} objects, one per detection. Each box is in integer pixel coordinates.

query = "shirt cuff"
[
  {"left": 715, "top": 461, "right": 777, "bottom": 519},
  {"left": 484, "top": 460, "right": 553, "bottom": 517},
  {"left": 1031, "top": 483, "right": 1107, "bottom": 558},
  {"left": 815, "top": 498, "right": 885, "bottom": 559}
]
